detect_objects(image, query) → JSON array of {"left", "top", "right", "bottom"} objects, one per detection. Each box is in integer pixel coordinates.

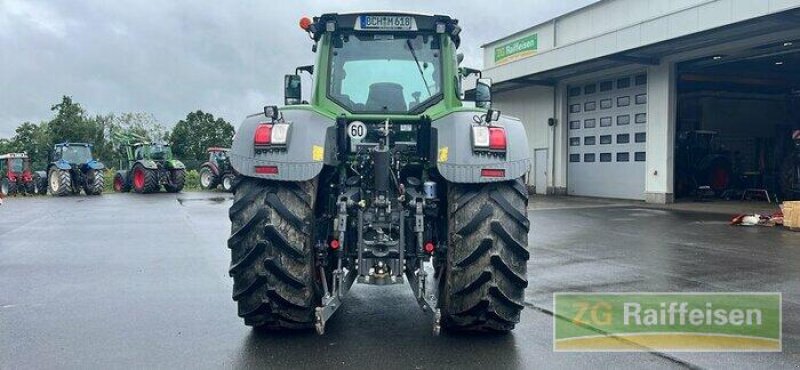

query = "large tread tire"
[
  {"left": 228, "top": 177, "right": 320, "bottom": 329},
  {"left": 113, "top": 173, "right": 130, "bottom": 193},
  {"left": 440, "top": 179, "right": 530, "bottom": 332},
  {"left": 37, "top": 176, "right": 48, "bottom": 195},
  {"left": 49, "top": 169, "right": 72, "bottom": 196},
  {"left": 85, "top": 169, "right": 104, "bottom": 195},
  {"left": 25, "top": 181, "right": 36, "bottom": 196},
  {"left": 199, "top": 166, "right": 218, "bottom": 190},
  {"left": 132, "top": 165, "right": 159, "bottom": 194},
  {"left": 222, "top": 175, "right": 235, "bottom": 192},
  {"left": 1, "top": 178, "right": 11, "bottom": 196},
  {"left": 164, "top": 169, "right": 185, "bottom": 193}
]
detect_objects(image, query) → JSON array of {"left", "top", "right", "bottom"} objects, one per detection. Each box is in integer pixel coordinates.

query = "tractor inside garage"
[{"left": 676, "top": 40, "right": 800, "bottom": 202}]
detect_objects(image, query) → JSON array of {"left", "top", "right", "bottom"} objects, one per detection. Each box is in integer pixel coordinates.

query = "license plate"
[{"left": 355, "top": 15, "right": 417, "bottom": 31}]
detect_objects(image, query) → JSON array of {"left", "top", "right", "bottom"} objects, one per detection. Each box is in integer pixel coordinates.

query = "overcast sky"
[{"left": 0, "top": 0, "right": 598, "bottom": 137}]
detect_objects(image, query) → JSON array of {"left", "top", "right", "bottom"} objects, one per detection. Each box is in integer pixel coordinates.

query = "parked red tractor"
[
  {"left": 198, "top": 147, "right": 237, "bottom": 192},
  {"left": 0, "top": 153, "right": 42, "bottom": 196}
]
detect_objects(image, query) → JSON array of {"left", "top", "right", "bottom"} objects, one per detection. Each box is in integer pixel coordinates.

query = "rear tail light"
[
  {"left": 471, "top": 126, "right": 507, "bottom": 152},
  {"left": 489, "top": 127, "right": 506, "bottom": 150},
  {"left": 271, "top": 123, "right": 290, "bottom": 145},
  {"left": 254, "top": 123, "right": 290, "bottom": 147},
  {"left": 254, "top": 124, "right": 272, "bottom": 145}
]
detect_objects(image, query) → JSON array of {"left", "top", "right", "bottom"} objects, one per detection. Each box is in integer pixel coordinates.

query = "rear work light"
[
  {"left": 254, "top": 123, "right": 290, "bottom": 147},
  {"left": 471, "top": 126, "right": 507, "bottom": 151}
]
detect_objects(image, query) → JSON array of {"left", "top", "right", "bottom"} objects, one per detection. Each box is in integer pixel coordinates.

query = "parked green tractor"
[
  {"left": 199, "top": 147, "right": 237, "bottom": 191},
  {"left": 112, "top": 133, "right": 186, "bottom": 193},
  {"left": 225, "top": 12, "right": 531, "bottom": 335},
  {"left": 46, "top": 143, "right": 105, "bottom": 196}
]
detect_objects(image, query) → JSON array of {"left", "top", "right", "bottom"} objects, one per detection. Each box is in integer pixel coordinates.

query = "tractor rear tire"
[
  {"left": 37, "top": 176, "right": 47, "bottom": 195},
  {"left": 440, "top": 179, "right": 530, "bottom": 332},
  {"left": 132, "top": 165, "right": 158, "bottom": 194},
  {"left": 49, "top": 169, "right": 72, "bottom": 196},
  {"left": 113, "top": 173, "right": 130, "bottom": 193},
  {"left": 164, "top": 169, "right": 185, "bottom": 193},
  {"left": 85, "top": 169, "right": 104, "bottom": 195},
  {"left": 1, "top": 178, "right": 15, "bottom": 196},
  {"left": 227, "top": 177, "right": 321, "bottom": 329},
  {"left": 199, "top": 166, "right": 217, "bottom": 190}
]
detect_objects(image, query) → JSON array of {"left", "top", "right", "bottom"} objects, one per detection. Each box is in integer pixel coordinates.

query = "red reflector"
[
  {"left": 424, "top": 242, "right": 435, "bottom": 254},
  {"left": 330, "top": 239, "right": 340, "bottom": 250},
  {"left": 254, "top": 124, "right": 272, "bottom": 145},
  {"left": 489, "top": 127, "right": 507, "bottom": 150},
  {"left": 254, "top": 166, "right": 278, "bottom": 174},
  {"left": 481, "top": 169, "right": 505, "bottom": 178}
]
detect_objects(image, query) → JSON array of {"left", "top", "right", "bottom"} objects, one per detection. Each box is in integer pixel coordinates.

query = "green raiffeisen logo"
[
  {"left": 554, "top": 293, "right": 781, "bottom": 352},
  {"left": 493, "top": 33, "right": 538, "bottom": 65}
]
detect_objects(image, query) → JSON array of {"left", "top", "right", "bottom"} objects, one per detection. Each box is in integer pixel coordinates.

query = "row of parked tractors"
[{"left": 1, "top": 139, "right": 237, "bottom": 197}]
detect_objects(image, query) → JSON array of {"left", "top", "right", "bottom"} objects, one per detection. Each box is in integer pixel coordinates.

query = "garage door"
[{"left": 567, "top": 73, "right": 648, "bottom": 200}]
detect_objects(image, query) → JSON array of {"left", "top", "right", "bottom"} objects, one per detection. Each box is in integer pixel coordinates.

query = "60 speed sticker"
[{"left": 347, "top": 121, "right": 367, "bottom": 140}]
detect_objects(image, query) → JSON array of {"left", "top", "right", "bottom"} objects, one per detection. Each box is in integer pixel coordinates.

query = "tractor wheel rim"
[
  {"left": 201, "top": 171, "right": 211, "bottom": 187},
  {"left": 49, "top": 172, "right": 59, "bottom": 192},
  {"left": 114, "top": 177, "right": 122, "bottom": 191},
  {"left": 1, "top": 182, "right": 7, "bottom": 195},
  {"left": 223, "top": 177, "right": 231, "bottom": 190},
  {"left": 134, "top": 169, "right": 145, "bottom": 189}
]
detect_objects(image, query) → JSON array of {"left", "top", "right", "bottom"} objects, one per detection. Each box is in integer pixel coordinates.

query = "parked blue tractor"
[{"left": 46, "top": 142, "right": 105, "bottom": 196}]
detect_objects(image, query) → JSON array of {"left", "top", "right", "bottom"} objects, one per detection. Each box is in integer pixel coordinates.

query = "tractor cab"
[
  {"left": 1, "top": 153, "right": 31, "bottom": 178},
  {"left": 133, "top": 143, "right": 174, "bottom": 162},
  {"left": 207, "top": 147, "right": 230, "bottom": 168},
  {"left": 52, "top": 143, "right": 95, "bottom": 166}
]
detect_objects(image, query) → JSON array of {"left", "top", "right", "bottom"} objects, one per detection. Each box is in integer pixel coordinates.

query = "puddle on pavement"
[{"left": 176, "top": 196, "right": 231, "bottom": 205}]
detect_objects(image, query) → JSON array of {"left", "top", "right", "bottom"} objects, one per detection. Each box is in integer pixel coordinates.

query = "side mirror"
[
  {"left": 475, "top": 78, "right": 492, "bottom": 109},
  {"left": 284, "top": 74, "right": 302, "bottom": 105}
]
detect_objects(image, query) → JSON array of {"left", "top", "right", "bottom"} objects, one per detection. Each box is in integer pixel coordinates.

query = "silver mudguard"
[
  {"left": 229, "top": 107, "right": 334, "bottom": 182},
  {"left": 433, "top": 111, "right": 530, "bottom": 183},
  {"left": 230, "top": 108, "right": 529, "bottom": 184}
]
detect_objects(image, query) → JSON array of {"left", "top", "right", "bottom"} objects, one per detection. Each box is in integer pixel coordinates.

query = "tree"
[
  {"left": 11, "top": 122, "right": 50, "bottom": 165},
  {"left": 170, "top": 111, "right": 234, "bottom": 160},
  {"left": 47, "top": 96, "right": 96, "bottom": 145}
]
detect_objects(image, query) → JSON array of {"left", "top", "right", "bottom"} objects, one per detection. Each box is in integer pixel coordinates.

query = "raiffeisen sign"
[{"left": 494, "top": 33, "right": 538, "bottom": 65}]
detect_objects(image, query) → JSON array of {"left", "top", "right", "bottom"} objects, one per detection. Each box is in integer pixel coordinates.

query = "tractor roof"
[
  {"left": 0, "top": 153, "right": 28, "bottom": 159},
  {"left": 310, "top": 12, "right": 461, "bottom": 47},
  {"left": 207, "top": 147, "right": 230, "bottom": 152}
]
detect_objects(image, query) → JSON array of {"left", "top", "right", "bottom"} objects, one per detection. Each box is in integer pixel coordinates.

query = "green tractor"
[
  {"left": 199, "top": 147, "right": 238, "bottom": 192},
  {"left": 226, "top": 12, "right": 531, "bottom": 335},
  {"left": 112, "top": 133, "right": 186, "bottom": 193}
]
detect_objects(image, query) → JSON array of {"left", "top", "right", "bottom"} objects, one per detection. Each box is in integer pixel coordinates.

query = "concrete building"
[{"left": 483, "top": 0, "right": 800, "bottom": 203}]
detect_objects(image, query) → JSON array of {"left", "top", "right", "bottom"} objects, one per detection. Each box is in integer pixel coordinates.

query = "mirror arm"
[{"left": 295, "top": 65, "right": 314, "bottom": 76}]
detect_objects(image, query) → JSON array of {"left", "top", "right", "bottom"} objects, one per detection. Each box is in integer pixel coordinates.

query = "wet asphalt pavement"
[{"left": 1, "top": 193, "right": 799, "bottom": 369}]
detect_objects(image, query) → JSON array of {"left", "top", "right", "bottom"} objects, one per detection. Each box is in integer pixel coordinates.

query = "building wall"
[
  {"left": 483, "top": 0, "right": 800, "bottom": 80},
  {"left": 494, "top": 86, "right": 556, "bottom": 191}
]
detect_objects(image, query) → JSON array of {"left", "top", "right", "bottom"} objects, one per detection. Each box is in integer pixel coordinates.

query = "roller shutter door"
[{"left": 566, "top": 73, "right": 648, "bottom": 200}]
